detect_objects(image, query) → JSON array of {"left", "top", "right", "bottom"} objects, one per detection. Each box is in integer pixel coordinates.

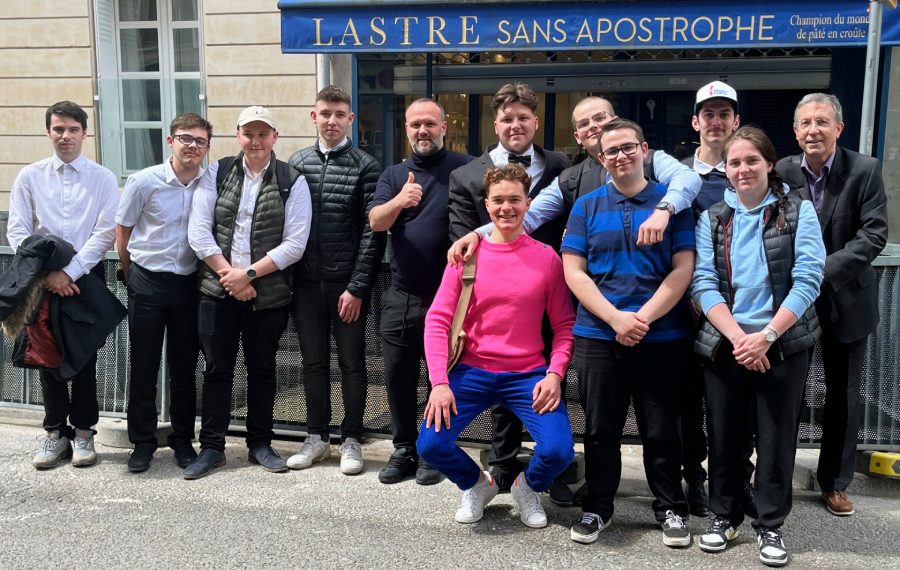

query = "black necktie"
[{"left": 507, "top": 153, "right": 532, "bottom": 167}]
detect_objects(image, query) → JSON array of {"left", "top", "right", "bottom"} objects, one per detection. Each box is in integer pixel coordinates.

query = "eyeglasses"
[
  {"left": 574, "top": 112, "right": 611, "bottom": 131},
  {"left": 600, "top": 142, "right": 640, "bottom": 160},
  {"left": 173, "top": 133, "right": 210, "bottom": 148},
  {"left": 795, "top": 118, "right": 834, "bottom": 131}
]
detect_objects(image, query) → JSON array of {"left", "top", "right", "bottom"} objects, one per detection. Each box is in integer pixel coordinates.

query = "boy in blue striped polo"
[{"left": 561, "top": 118, "right": 696, "bottom": 548}]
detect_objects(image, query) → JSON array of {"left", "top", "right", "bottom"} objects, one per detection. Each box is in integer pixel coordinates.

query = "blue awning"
[{"left": 279, "top": 0, "right": 900, "bottom": 53}]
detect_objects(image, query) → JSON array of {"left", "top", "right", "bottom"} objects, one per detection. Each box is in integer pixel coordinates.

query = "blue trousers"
[{"left": 417, "top": 365, "right": 574, "bottom": 492}]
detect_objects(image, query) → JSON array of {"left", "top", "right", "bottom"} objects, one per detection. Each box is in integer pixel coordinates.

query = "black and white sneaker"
[
  {"left": 757, "top": 527, "right": 789, "bottom": 567},
  {"left": 661, "top": 510, "right": 691, "bottom": 547},
  {"left": 699, "top": 517, "right": 739, "bottom": 552},
  {"left": 570, "top": 512, "right": 610, "bottom": 544}
]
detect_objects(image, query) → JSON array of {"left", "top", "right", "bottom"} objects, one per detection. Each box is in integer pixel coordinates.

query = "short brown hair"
[
  {"left": 491, "top": 83, "right": 538, "bottom": 116},
  {"left": 599, "top": 118, "right": 645, "bottom": 150},
  {"left": 170, "top": 112, "right": 213, "bottom": 138},
  {"left": 316, "top": 85, "right": 352, "bottom": 106},
  {"left": 46, "top": 100, "right": 88, "bottom": 130},
  {"left": 483, "top": 164, "right": 531, "bottom": 197}
]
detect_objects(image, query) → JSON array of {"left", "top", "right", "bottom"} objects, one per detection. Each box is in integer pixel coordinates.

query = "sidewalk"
[{"left": 1, "top": 408, "right": 898, "bottom": 569}]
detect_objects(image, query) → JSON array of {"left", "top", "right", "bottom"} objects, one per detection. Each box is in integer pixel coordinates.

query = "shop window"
[{"left": 95, "top": 0, "right": 204, "bottom": 180}]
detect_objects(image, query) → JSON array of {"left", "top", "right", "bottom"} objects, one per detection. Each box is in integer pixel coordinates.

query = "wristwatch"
[
  {"left": 246, "top": 267, "right": 257, "bottom": 281},
  {"left": 655, "top": 201, "right": 675, "bottom": 215},
  {"left": 762, "top": 325, "right": 779, "bottom": 343}
]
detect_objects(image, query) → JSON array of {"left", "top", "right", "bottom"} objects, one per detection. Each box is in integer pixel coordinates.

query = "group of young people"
[{"left": 7, "top": 76, "right": 887, "bottom": 568}]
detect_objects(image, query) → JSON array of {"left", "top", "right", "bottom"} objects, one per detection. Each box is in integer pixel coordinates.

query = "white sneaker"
[
  {"left": 32, "top": 431, "right": 72, "bottom": 469},
  {"left": 71, "top": 429, "right": 97, "bottom": 467},
  {"left": 339, "top": 438, "right": 364, "bottom": 475},
  {"left": 455, "top": 471, "right": 499, "bottom": 524},
  {"left": 511, "top": 472, "right": 548, "bottom": 528},
  {"left": 286, "top": 434, "right": 330, "bottom": 469}
]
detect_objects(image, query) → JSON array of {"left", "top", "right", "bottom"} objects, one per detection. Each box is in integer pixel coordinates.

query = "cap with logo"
[
  {"left": 237, "top": 106, "right": 277, "bottom": 130},
  {"left": 694, "top": 81, "right": 738, "bottom": 115}
]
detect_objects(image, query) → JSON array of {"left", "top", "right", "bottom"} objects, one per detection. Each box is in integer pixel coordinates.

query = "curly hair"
[{"left": 484, "top": 163, "right": 531, "bottom": 197}]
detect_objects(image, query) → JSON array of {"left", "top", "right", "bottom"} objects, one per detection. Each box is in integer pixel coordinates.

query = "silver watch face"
[{"left": 765, "top": 330, "right": 778, "bottom": 342}]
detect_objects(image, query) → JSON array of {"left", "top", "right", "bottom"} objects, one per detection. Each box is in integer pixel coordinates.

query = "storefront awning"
[{"left": 279, "top": 0, "right": 900, "bottom": 53}]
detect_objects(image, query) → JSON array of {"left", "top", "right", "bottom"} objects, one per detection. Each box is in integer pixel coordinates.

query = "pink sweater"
[{"left": 424, "top": 234, "right": 575, "bottom": 386}]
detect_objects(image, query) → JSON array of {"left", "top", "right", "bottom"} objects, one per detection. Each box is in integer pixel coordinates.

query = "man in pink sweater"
[{"left": 417, "top": 164, "right": 575, "bottom": 529}]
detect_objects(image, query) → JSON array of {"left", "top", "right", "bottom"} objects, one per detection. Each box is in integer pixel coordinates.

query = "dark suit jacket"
[
  {"left": 776, "top": 146, "right": 888, "bottom": 343},
  {"left": 448, "top": 145, "right": 571, "bottom": 247}
]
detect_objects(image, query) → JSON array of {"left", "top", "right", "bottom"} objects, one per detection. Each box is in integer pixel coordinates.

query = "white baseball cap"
[
  {"left": 237, "top": 106, "right": 277, "bottom": 129},
  {"left": 694, "top": 81, "right": 738, "bottom": 115}
]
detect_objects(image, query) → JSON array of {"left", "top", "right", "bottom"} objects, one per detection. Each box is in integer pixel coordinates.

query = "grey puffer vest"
[
  {"left": 198, "top": 153, "right": 299, "bottom": 310},
  {"left": 694, "top": 191, "right": 820, "bottom": 361}
]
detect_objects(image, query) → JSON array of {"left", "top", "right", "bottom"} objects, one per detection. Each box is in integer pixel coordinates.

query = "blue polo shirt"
[{"left": 561, "top": 180, "right": 695, "bottom": 342}]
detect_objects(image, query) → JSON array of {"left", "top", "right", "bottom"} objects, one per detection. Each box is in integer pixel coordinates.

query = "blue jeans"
[{"left": 417, "top": 365, "right": 574, "bottom": 492}]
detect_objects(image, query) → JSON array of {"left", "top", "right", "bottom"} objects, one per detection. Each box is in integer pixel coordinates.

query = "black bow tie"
[{"left": 507, "top": 153, "right": 532, "bottom": 167}]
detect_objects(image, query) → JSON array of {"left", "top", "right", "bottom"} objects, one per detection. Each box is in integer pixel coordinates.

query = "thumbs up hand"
[{"left": 397, "top": 170, "right": 423, "bottom": 209}]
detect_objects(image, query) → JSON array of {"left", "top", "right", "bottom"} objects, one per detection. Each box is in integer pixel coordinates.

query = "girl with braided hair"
[{"left": 691, "top": 126, "right": 825, "bottom": 567}]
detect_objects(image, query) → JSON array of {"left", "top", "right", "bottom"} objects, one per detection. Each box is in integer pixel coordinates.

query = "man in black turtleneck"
[{"left": 369, "top": 98, "right": 473, "bottom": 485}]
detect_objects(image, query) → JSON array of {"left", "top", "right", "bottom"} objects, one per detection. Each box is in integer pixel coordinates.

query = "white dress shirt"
[
  {"left": 489, "top": 143, "right": 545, "bottom": 191},
  {"left": 188, "top": 156, "right": 312, "bottom": 270},
  {"left": 692, "top": 150, "right": 726, "bottom": 176},
  {"left": 319, "top": 136, "right": 348, "bottom": 155},
  {"left": 7, "top": 154, "right": 119, "bottom": 280},
  {"left": 115, "top": 158, "right": 203, "bottom": 275}
]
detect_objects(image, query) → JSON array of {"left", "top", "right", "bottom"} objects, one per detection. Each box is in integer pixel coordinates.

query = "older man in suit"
[{"left": 776, "top": 93, "right": 888, "bottom": 517}]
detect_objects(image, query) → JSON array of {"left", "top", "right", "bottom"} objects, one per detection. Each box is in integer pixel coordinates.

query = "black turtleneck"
[{"left": 371, "top": 147, "right": 474, "bottom": 297}]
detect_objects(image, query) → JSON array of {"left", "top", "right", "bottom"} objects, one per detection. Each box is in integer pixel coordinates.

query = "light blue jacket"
[{"left": 692, "top": 185, "right": 825, "bottom": 330}]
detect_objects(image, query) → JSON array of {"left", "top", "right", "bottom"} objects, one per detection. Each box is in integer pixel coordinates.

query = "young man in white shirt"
[
  {"left": 115, "top": 113, "right": 213, "bottom": 473},
  {"left": 7, "top": 100, "right": 120, "bottom": 470},
  {"left": 185, "top": 106, "right": 312, "bottom": 479}
]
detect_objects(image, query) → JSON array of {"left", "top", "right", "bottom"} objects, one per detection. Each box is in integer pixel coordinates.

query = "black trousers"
[
  {"left": 40, "top": 354, "right": 99, "bottom": 438},
  {"left": 125, "top": 264, "right": 199, "bottom": 448},
  {"left": 816, "top": 329, "right": 866, "bottom": 492},
  {"left": 40, "top": 262, "right": 106, "bottom": 437},
  {"left": 576, "top": 337, "right": 689, "bottom": 522},
  {"left": 681, "top": 352, "right": 757, "bottom": 487},
  {"left": 293, "top": 281, "right": 368, "bottom": 442},
  {"left": 704, "top": 344, "right": 809, "bottom": 529},
  {"left": 197, "top": 295, "right": 289, "bottom": 452},
  {"left": 380, "top": 286, "right": 429, "bottom": 452}
]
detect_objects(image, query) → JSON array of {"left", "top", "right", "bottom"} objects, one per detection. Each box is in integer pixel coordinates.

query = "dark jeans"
[
  {"left": 293, "top": 281, "right": 367, "bottom": 442},
  {"left": 704, "top": 344, "right": 809, "bottom": 529},
  {"left": 197, "top": 295, "right": 289, "bottom": 452},
  {"left": 380, "top": 286, "right": 429, "bottom": 452},
  {"left": 40, "top": 353, "right": 99, "bottom": 438},
  {"left": 126, "top": 264, "right": 199, "bottom": 449},
  {"left": 816, "top": 330, "right": 866, "bottom": 492},
  {"left": 575, "top": 337, "right": 689, "bottom": 522}
]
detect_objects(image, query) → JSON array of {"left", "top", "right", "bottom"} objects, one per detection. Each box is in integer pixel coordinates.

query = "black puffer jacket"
[{"left": 288, "top": 140, "right": 385, "bottom": 299}]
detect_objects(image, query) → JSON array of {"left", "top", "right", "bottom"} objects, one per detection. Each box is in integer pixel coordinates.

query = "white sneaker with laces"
[
  {"left": 511, "top": 472, "right": 548, "bottom": 528},
  {"left": 339, "top": 438, "right": 364, "bottom": 475},
  {"left": 71, "top": 429, "right": 97, "bottom": 467},
  {"left": 455, "top": 471, "right": 499, "bottom": 524},
  {"left": 32, "top": 431, "right": 72, "bottom": 469},
  {"left": 287, "top": 434, "right": 331, "bottom": 470}
]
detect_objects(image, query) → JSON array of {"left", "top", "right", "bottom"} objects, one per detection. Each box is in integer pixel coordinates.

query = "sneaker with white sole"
[
  {"left": 699, "top": 517, "right": 739, "bottom": 552},
  {"left": 32, "top": 431, "right": 72, "bottom": 469},
  {"left": 339, "top": 438, "right": 364, "bottom": 475},
  {"left": 570, "top": 512, "right": 611, "bottom": 544},
  {"left": 511, "top": 472, "right": 548, "bottom": 528},
  {"left": 71, "top": 429, "right": 97, "bottom": 467},
  {"left": 286, "top": 434, "right": 330, "bottom": 469},
  {"left": 757, "top": 527, "right": 789, "bottom": 567},
  {"left": 455, "top": 471, "right": 499, "bottom": 524},
  {"left": 660, "top": 510, "right": 691, "bottom": 547}
]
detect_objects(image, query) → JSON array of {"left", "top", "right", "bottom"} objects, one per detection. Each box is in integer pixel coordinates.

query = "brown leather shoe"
[{"left": 821, "top": 490, "right": 855, "bottom": 516}]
